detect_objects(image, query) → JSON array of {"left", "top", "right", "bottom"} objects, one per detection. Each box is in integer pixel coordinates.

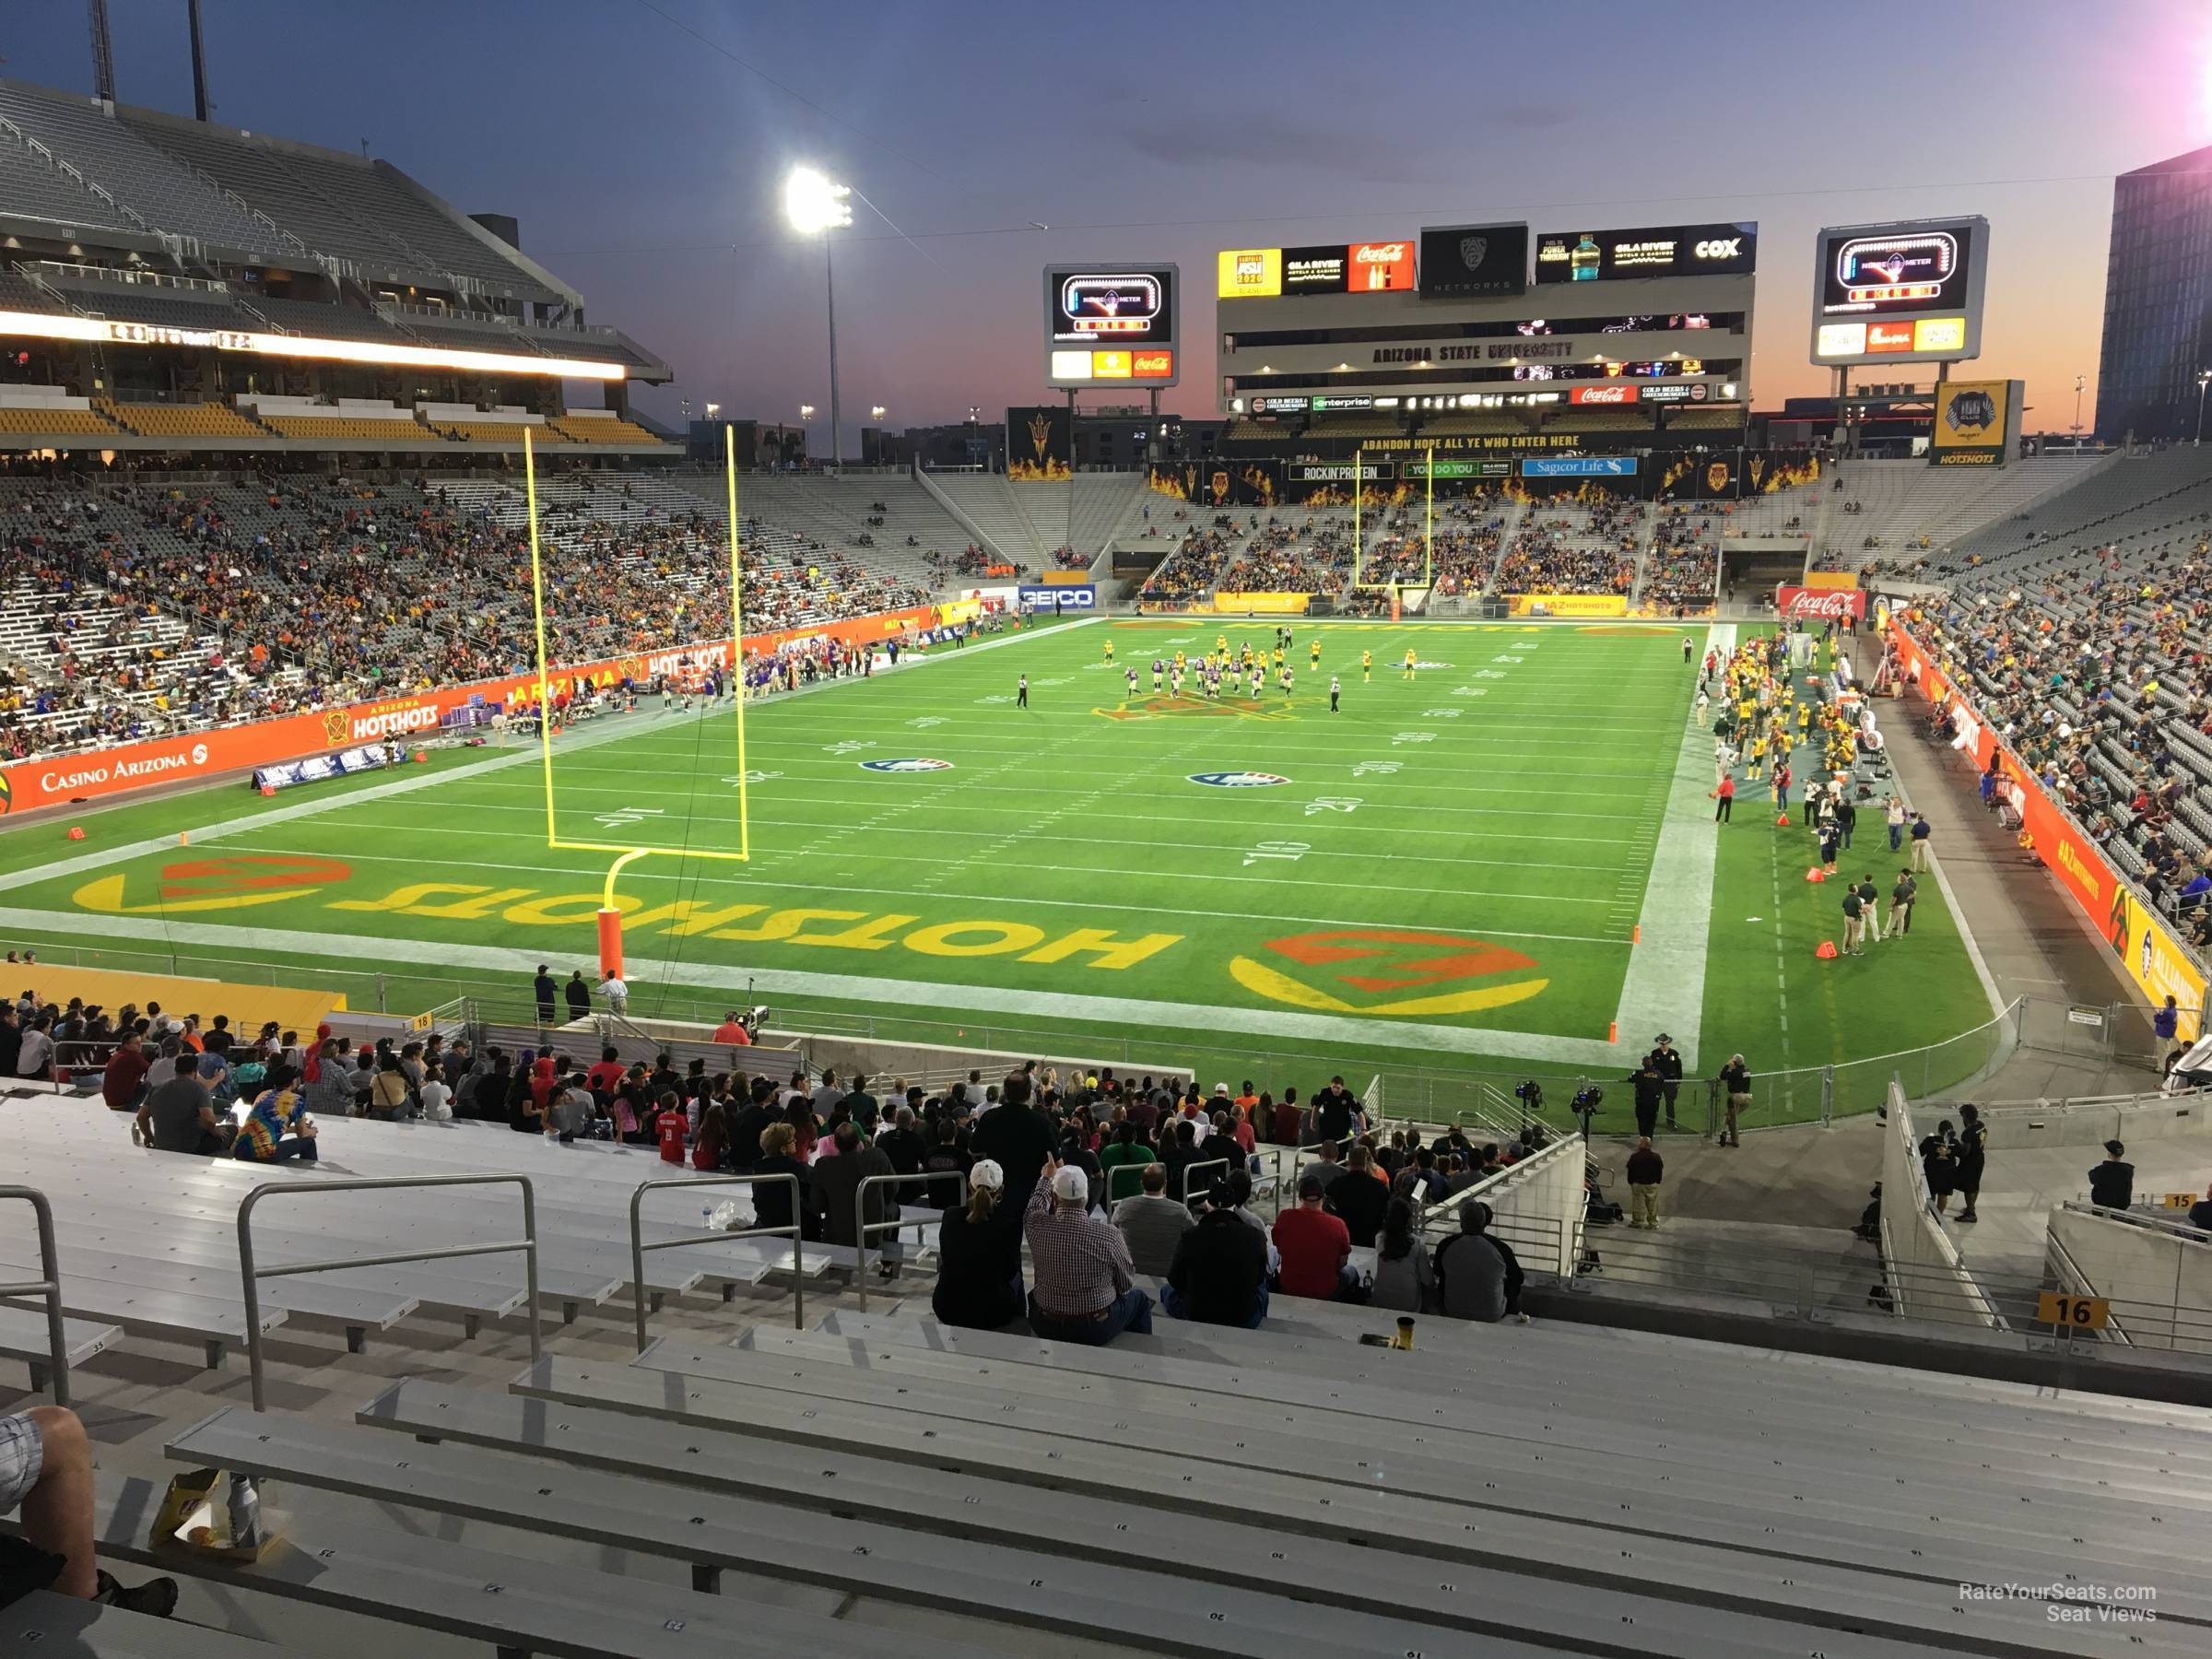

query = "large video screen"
[
  {"left": 1809, "top": 218, "right": 1987, "bottom": 366},
  {"left": 1417, "top": 223, "right": 1528, "bottom": 298},
  {"left": 1045, "top": 263, "right": 1179, "bottom": 388},
  {"left": 1535, "top": 222, "right": 1757, "bottom": 283}
]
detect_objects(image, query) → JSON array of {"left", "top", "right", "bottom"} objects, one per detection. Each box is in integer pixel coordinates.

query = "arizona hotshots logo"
[{"left": 1230, "top": 927, "right": 1548, "bottom": 1017}]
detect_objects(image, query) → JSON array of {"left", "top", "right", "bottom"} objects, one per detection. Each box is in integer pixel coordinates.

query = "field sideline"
[{"left": 0, "top": 616, "right": 1996, "bottom": 1122}]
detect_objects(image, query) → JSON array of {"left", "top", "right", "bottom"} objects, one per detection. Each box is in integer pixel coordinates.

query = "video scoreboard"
[{"left": 1044, "top": 264, "right": 1180, "bottom": 388}]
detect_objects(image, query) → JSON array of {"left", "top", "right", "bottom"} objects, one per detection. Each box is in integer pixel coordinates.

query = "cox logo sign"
[
  {"left": 1189, "top": 771, "right": 1289, "bottom": 788},
  {"left": 860, "top": 758, "right": 954, "bottom": 773},
  {"left": 1694, "top": 238, "right": 1743, "bottom": 259}
]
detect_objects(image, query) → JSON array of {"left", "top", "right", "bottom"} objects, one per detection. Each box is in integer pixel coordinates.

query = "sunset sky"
[{"left": 12, "top": 0, "right": 2210, "bottom": 445}]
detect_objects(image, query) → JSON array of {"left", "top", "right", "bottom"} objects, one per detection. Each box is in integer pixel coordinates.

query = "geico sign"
[
  {"left": 1355, "top": 243, "right": 1408, "bottom": 264},
  {"left": 1694, "top": 238, "right": 1743, "bottom": 259}
]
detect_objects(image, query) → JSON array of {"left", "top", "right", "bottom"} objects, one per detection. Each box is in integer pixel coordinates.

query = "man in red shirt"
[
  {"left": 1272, "top": 1176, "right": 1365, "bottom": 1301},
  {"left": 711, "top": 1011, "right": 753, "bottom": 1046},
  {"left": 585, "top": 1044, "right": 628, "bottom": 1099},
  {"left": 100, "top": 1031, "right": 149, "bottom": 1113}
]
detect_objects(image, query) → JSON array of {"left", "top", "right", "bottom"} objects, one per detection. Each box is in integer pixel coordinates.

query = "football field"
[{"left": 0, "top": 617, "right": 2000, "bottom": 1124}]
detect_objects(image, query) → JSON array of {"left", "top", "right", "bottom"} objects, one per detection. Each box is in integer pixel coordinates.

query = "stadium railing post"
[
  {"left": 853, "top": 1169, "right": 966, "bottom": 1314},
  {"left": 629, "top": 1171, "right": 804, "bottom": 1346},
  {"left": 1819, "top": 1065, "right": 1835, "bottom": 1127},
  {"left": 1701, "top": 1078, "right": 1719, "bottom": 1142}
]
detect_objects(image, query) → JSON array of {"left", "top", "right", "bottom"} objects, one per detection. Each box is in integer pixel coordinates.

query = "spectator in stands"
[
  {"left": 506, "top": 1056, "right": 544, "bottom": 1134},
  {"left": 933, "top": 1159, "right": 1024, "bottom": 1329},
  {"left": 233, "top": 1065, "right": 318, "bottom": 1163},
  {"left": 1274, "top": 1175, "right": 1364, "bottom": 1302},
  {"left": 135, "top": 1053, "right": 232, "bottom": 1156},
  {"left": 814, "top": 1118, "right": 904, "bottom": 1279},
  {"left": 546, "top": 1069, "right": 595, "bottom": 1141},
  {"left": 1328, "top": 1143, "right": 1389, "bottom": 1247},
  {"left": 16, "top": 1013, "right": 53, "bottom": 1084},
  {"left": 1625, "top": 1136, "right": 1664, "bottom": 1230},
  {"left": 1163, "top": 1177, "right": 1270, "bottom": 1327},
  {"left": 1099, "top": 1117, "right": 1156, "bottom": 1203},
  {"left": 1369, "top": 1196, "right": 1433, "bottom": 1314},
  {"left": 972, "top": 1070, "right": 1054, "bottom": 1204},
  {"left": 0, "top": 1406, "right": 177, "bottom": 1615},
  {"left": 1112, "top": 1162, "right": 1195, "bottom": 1276},
  {"left": 369, "top": 1051, "right": 413, "bottom": 1120},
  {"left": 692, "top": 1098, "right": 729, "bottom": 1172},
  {"left": 1302, "top": 1135, "right": 1348, "bottom": 1196},
  {"left": 2088, "top": 1139, "right": 2135, "bottom": 1210},
  {"left": 1434, "top": 1199, "right": 1524, "bottom": 1323},
  {"left": 922, "top": 1115, "right": 973, "bottom": 1200},
  {"left": 99, "top": 1029, "right": 148, "bottom": 1113},
  {"left": 1023, "top": 1156, "right": 1152, "bottom": 1343},
  {"left": 752, "top": 1121, "right": 813, "bottom": 1241},
  {"left": 0, "top": 1005, "right": 18, "bottom": 1077}
]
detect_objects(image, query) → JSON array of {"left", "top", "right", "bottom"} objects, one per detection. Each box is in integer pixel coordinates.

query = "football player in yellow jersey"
[
  {"left": 1309, "top": 639, "right": 1322, "bottom": 667},
  {"left": 1747, "top": 733, "right": 1766, "bottom": 781},
  {"left": 1272, "top": 647, "right": 1285, "bottom": 671},
  {"left": 1103, "top": 638, "right": 1114, "bottom": 663},
  {"left": 1403, "top": 647, "right": 1418, "bottom": 680},
  {"left": 1216, "top": 633, "right": 1230, "bottom": 657},
  {"left": 1173, "top": 650, "right": 1187, "bottom": 673},
  {"left": 1361, "top": 649, "right": 1373, "bottom": 683}
]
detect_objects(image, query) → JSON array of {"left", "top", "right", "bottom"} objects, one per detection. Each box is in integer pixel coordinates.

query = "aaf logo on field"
[
  {"left": 1189, "top": 771, "right": 1289, "bottom": 788},
  {"left": 860, "top": 758, "right": 954, "bottom": 772}
]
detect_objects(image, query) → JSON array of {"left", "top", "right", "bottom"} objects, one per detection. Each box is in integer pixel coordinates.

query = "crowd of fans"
[
  {"left": 1899, "top": 535, "right": 2212, "bottom": 956},
  {"left": 1491, "top": 500, "right": 1641, "bottom": 595},
  {"left": 0, "top": 472, "right": 934, "bottom": 760},
  {"left": 1642, "top": 508, "right": 1721, "bottom": 614}
]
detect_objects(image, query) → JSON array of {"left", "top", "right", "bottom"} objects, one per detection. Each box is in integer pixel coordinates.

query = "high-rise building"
[{"left": 2095, "top": 143, "right": 2212, "bottom": 441}]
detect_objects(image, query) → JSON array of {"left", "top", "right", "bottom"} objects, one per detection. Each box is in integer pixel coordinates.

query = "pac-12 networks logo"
[
  {"left": 1230, "top": 928, "right": 1549, "bottom": 1017},
  {"left": 1189, "top": 771, "right": 1288, "bottom": 788},
  {"left": 860, "top": 758, "right": 953, "bottom": 772}
]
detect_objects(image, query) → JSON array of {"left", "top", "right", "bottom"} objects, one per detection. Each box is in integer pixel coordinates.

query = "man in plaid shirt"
[{"left": 1023, "top": 1156, "right": 1153, "bottom": 1344}]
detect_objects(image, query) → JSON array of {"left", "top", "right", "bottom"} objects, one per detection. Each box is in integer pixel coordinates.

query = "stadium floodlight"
[
  {"left": 799, "top": 404, "right": 816, "bottom": 421},
  {"left": 784, "top": 165, "right": 853, "bottom": 469},
  {"left": 704, "top": 402, "right": 720, "bottom": 419}
]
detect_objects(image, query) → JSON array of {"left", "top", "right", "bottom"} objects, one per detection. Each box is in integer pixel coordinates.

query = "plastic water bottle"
[
  {"left": 226, "top": 1474, "right": 262, "bottom": 1549},
  {"left": 702, "top": 1206, "right": 714, "bottom": 1235}
]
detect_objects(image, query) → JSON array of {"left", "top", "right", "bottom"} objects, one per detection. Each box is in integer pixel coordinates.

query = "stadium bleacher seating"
[{"left": 95, "top": 399, "right": 266, "bottom": 441}]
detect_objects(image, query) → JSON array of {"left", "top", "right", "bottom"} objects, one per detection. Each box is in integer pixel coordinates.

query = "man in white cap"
[{"left": 1023, "top": 1153, "right": 1152, "bottom": 1344}]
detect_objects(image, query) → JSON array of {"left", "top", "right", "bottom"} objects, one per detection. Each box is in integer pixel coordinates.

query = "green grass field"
[{"left": 0, "top": 617, "right": 2001, "bottom": 1130}]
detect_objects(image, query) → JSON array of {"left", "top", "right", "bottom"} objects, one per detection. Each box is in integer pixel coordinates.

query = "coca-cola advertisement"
[{"left": 1777, "top": 584, "right": 1866, "bottom": 621}]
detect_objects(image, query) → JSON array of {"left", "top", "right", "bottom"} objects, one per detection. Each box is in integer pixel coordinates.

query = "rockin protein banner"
[
  {"left": 1887, "top": 614, "right": 2205, "bottom": 1040},
  {"left": 0, "top": 602, "right": 947, "bottom": 817}
]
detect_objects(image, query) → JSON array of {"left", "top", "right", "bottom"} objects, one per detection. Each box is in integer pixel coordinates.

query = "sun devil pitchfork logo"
[{"left": 1230, "top": 927, "right": 1548, "bottom": 1017}]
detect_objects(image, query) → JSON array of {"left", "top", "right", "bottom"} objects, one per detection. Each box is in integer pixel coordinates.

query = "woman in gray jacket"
[{"left": 1369, "top": 1196, "right": 1434, "bottom": 1313}]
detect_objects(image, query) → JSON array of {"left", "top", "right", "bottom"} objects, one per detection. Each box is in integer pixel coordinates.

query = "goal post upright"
[{"left": 523, "top": 428, "right": 754, "bottom": 990}]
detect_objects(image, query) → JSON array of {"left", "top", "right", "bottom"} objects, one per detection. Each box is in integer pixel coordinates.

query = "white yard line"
[
  {"left": 1612, "top": 622, "right": 1732, "bottom": 1072},
  {"left": 0, "top": 903, "right": 1635, "bottom": 1066}
]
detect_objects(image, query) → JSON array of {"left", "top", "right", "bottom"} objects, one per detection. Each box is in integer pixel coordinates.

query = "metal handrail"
[
  {"left": 0, "top": 1187, "right": 70, "bottom": 1406},
  {"left": 629, "top": 1173, "right": 804, "bottom": 1347},
  {"left": 239, "top": 1174, "right": 542, "bottom": 1411},
  {"left": 1179, "top": 1157, "right": 1230, "bottom": 1202},
  {"left": 853, "top": 1169, "right": 967, "bottom": 1314}
]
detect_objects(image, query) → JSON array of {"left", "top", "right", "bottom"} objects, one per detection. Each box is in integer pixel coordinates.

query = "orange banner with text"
[{"left": 0, "top": 603, "right": 947, "bottom": 817}]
